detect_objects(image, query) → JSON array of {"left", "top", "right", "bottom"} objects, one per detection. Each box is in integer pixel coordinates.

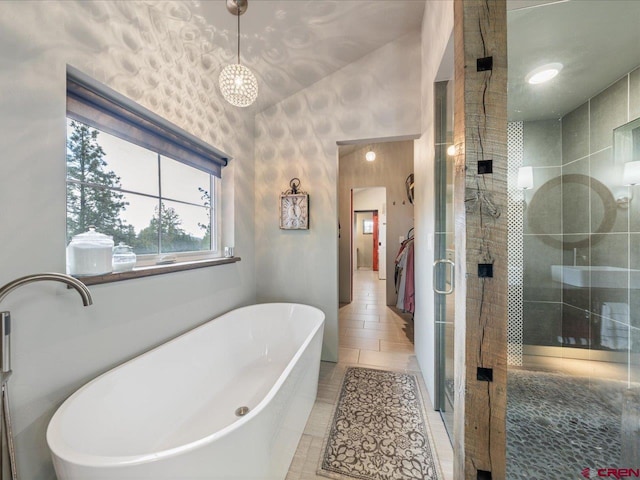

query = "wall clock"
[{"left": 280, "top": 178, "right": 309, "bottom": 230}]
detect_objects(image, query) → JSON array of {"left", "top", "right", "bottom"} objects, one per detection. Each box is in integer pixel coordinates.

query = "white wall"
[
  {"left": 353, "top": 187, "right": 386, "bottom": 212},
  {"left": 0, "top": 2, "right": 255, "bottom": 478},
  {"left": 254, "top": 32, "right": 422, "bottom": 362},
  {"left": 414, "top": 1, "right": 454, "bottom": 402}
]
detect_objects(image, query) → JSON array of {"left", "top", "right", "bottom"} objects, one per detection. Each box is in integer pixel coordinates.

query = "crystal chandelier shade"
[
  {"left": 219, "top": 0, "right": 258, "bottom": 108},
  {"left": 219, "top": 64, "right": 258, "bottom": 108}
]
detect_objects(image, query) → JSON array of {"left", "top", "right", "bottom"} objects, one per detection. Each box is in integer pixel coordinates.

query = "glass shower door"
[{"left": 434, "top": 80, "right": 455, "bottom": 440}]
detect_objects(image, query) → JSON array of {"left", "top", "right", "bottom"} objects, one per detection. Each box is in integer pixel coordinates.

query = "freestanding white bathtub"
[{"left": 47, "top": 303, "right": 325, "bottom": 480}]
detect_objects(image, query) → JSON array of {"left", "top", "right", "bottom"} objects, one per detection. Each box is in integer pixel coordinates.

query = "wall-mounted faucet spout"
[
  {"left": 0, "top": 273, "right": 92, "bottom": 480},
  {"left": 0, "top": 272, "right": 93, "bottom": 307}
]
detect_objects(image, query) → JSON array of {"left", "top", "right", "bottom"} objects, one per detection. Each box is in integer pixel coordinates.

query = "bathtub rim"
[{"left": 46, "top": 302, "right": 325, "bottom": 468}]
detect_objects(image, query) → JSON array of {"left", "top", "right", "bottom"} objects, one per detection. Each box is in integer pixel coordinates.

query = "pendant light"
[{"left": 219, "top": 0, "right": 258, "bottom": 108}]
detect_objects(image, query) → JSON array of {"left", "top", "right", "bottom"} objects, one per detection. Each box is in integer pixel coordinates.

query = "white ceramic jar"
[
  {"left": 67, "top": 227, "right": 114, "bottom": 276},
  {"left": 112, "top": 243, "right": 137, "bottom": 272}
]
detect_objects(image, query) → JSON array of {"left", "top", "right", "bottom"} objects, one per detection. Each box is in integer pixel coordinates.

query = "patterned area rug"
[{"left": 318, "top": 367, "right": 440, "bottom": 480}]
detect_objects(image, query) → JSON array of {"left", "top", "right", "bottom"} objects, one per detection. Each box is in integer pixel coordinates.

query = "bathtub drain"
[{"left": 235, "top": 406, "right": 250, "bottom": 417}]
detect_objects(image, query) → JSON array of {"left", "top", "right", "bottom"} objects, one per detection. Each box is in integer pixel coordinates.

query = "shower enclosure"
[
  {"left": 434, "top": 43, "right": 455, "bottom": 440},
  {"left": 507, "top": 1, "right": 640, "bottom": 477}
]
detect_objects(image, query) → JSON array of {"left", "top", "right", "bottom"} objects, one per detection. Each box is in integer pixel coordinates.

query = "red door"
[{"left": 372, "top": 211, "right": 379, "bottom": 272}]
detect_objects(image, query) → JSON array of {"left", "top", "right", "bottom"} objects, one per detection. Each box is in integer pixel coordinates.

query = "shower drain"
[{"left": 235, "top": 406, "right": 250, "bottom": 417}]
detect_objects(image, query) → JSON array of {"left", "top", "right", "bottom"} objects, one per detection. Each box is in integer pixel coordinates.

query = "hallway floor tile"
[{"left": 286, "top": 271, "right": 454, "bottom": 480}]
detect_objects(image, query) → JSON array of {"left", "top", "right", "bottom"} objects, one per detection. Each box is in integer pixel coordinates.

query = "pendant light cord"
[{"left": 237, "top": 9, "right": 241, "bottom": 65}]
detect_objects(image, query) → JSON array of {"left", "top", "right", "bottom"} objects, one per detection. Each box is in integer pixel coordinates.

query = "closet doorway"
[
  {"left": 338, "top": 141, "right": 415, "bottom": 306},
  {"left": 353, "top": 211, "right": 378, "bottom": 272},
  {"left": 337, "top": 141, "right": 416, "bottom": 366},
  {"left": 352, "top": 189, "right": 386, "bottom": 284}
]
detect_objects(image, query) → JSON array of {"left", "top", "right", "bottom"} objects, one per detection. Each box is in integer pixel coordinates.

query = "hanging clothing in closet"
[{"left": 395, "top": 234, "right": 415, "bottom": 314}]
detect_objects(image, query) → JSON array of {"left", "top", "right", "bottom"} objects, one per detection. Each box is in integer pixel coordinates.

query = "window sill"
[{"left": 75, "top": 257, "right": 241, "bottom": 286}]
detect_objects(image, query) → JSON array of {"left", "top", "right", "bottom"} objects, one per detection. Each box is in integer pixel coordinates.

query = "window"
[
  {"left": 66, "top": 67, "right": 229, "bottom": 268},
  {"left": 362, "top": 219, "right": 374, "bottom": 235}
]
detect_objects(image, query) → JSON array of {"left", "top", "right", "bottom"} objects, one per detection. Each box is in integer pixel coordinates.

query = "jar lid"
[
  {"left": 113, "top": 242, "right": 134, "bottom": 254},
  {"left": 69, "top": 226, "right": 114, "bottom": 246}
]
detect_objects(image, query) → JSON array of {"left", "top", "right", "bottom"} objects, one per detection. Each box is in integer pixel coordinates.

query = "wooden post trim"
[{"left": 453, "top": 1, "right": 508, "bottom": 478}]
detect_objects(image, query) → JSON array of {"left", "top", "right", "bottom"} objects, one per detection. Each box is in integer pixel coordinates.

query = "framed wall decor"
[{"left": 280, "top": 178, "right": 309, "bottom": 230}]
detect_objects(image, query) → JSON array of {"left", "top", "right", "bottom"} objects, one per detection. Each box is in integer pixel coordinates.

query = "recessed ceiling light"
[
  {"left": 526, "top": 63, "right": 563, "bottom": 85},
  {"left": 365, "top": 150, "right": 376, "bottom": 162}
]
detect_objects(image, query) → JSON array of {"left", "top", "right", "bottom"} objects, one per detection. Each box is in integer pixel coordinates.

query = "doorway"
[
  {"left": 338, "top": 141, "right": 414, "bottom": 305},
  {"left": 337, "top": 142, "right": 416, "bottom": 368},
  {"left": 352, "top": 187, "right": 387, "bottom": 287},
  {"left": 352, "top": 188, "right": 386, "bottom": 285},
  {"left": 353, "top": 210, "right": 379, "bottom": 272}
]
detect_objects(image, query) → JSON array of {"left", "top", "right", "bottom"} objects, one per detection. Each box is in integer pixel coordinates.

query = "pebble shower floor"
[{"left": 507, "top": 369, "right": 626, "bottom": 479}]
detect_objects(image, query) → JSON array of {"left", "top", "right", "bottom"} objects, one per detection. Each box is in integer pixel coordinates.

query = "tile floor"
[{"left": 286, "top": 270, "right": 454, "bottom": 480}]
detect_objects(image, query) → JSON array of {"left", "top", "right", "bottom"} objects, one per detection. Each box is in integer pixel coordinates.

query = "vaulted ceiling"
[
  {"left": 116, "top": 0, "right": 640, "bottom": 120},
  {"left": 193, "top": 0, "right": 426, "bottom": 112}
]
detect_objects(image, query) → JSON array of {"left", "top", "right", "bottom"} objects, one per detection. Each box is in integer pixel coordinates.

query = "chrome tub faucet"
[{"left": 0, "top": 273, "right": 93, "bottom": 480}]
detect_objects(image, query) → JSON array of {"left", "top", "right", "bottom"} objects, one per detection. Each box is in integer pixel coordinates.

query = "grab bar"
[{"left": 433, "top": 259, "right": 455, "bottom": 295}]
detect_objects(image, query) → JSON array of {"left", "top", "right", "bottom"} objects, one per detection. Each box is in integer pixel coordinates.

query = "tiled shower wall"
[
  {"left": 515, "top": 66, "right": 640, "bottom": 383},
  {"left": 520, "top": 118, "right": 562, "bottom": 347}
]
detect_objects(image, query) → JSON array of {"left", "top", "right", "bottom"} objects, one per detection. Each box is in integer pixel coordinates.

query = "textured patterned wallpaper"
[
  {"left": 254, "top": 31, "right": 421, "bottom": 362},
  {"left": 4, "top": 1, "right": 255, "bottom": 150},
  {"left": 0, "top": 1, "right": 257, "bottom": 264},
  {"left": 0, "top": 2, "right": 255, "bottom": 479}
]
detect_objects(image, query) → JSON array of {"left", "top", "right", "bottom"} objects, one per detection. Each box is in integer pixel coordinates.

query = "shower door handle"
[{"left": 433, "top": 259, "right": 455, "bottom": 295}]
